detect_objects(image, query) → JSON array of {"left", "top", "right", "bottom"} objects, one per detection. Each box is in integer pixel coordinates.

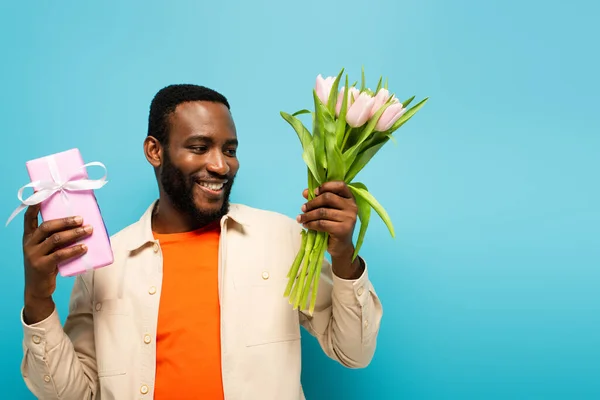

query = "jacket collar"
[{"left": 123, "top": 200, "right": 250, "bottom": 251}]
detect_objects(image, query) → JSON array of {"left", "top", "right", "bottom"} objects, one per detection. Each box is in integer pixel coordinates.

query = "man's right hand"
[{"left": 22, "top": 204, "right": 93, "bottom": 325}]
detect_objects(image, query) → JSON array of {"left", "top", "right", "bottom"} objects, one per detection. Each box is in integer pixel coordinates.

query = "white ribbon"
[{"left": 6, "top": 160, "right": 108, "bottom": 227}]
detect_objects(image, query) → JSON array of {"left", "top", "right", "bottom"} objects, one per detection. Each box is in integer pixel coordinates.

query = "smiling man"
[{"left": 19, "top": 84, "right": 383, "bottom": 400}]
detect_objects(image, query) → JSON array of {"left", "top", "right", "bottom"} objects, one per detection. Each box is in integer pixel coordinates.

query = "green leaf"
[
  {"left": 375, "top": 76, "right": 383, "bottom": 93},
  {"left": 388, "top": 97, "right": 429, "bottom": 133},
  {"left": 280, "top": 111, "right": 311, "bottom": 152},
  {"left": 325, "top": 128, "right": 345, "bottom": 181},
  {"left": 386, "top": 133, "right": 398, "bottom": 146},
  {"left": 292, "top": 109, "right": 312, "bottom": 116},
  {"left": 307, "top": 166, "right": 317, "bottom": 201},
  {"left": 312, "top": 90, "right": 328, "bottom": 172},
  {"left": 280, "top": 111, "right": 323, "bottom": 184},
  {"left": 313, "top": 89, "right": 344, "bottom": 181},
  {"left": 401, "top": 96, "right": 415, "bottom": 108},
  {"left": 349, "top": 184, "right": 395, "bottom": 238},
  {"left": 384, "top": 77, "right": 389, "bottom": 90},
  {"left": 314, "top": 90, "right": 337, "bottom": 136},
  {"left": 344, "top": 136, "right": 389, "bottom": 182},
  {"left": 326, "top": 68, "right": 345, "bottom": 116},
  {"left": 335, "top": 74, "right": 350, "bottom": 149},
  {"left": 342, "top": 97, "right": 394, "bottom": 168},
  {"left": 360, "top": 66, "right": 366, "bottom": 91},
  {"left": 302, "top": 148, "right": 323, "bottom": 184},
  {"left": 350, "top": 182, "right": 371, "bottom": 261},
  {"left": 360, "top": 129, "right": 388, "bottom": 151}
]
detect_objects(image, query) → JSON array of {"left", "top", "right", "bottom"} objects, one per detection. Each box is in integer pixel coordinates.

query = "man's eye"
[
  {"left": 191, "top": 146, "right": 207, "bottom": 152},
  {"left": 225, "top": 149, "right": 237, "bottom": 156}
]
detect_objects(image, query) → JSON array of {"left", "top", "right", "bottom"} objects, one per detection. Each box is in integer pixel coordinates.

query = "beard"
[{"left": 160, "top": 152, "right": 235, "bottom": 228}]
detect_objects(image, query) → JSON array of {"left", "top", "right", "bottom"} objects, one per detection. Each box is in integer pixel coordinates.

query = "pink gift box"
[{"left": 24, "top": 148, "right": 113, "bottom": 277}]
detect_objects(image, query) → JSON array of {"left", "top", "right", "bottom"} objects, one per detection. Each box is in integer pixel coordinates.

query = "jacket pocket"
[
  {"left": 234, "top": 267, "right": 301, "bottom": 347},
  {"left": 93, "top": 299, "right": 132, "bottom": 377},
  {"left": 245, "top": 282, "right": 301, "bottom": 347}
]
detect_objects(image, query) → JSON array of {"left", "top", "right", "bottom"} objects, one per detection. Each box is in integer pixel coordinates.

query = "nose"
[{"left": 206, "top": 150, "right": 230, "bottom": 176}]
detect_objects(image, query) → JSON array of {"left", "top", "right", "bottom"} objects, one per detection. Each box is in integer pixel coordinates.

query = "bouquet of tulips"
[{"left": 281, "top": 67, "right": 428, "bottom": 314}]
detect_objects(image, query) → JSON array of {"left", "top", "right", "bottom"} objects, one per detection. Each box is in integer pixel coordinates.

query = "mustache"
[{"left": 191, "top": 172, "right": 234, "bottom": 184}]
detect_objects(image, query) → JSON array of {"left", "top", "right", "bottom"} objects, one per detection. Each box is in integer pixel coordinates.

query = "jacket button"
[
  {"left": 148, "top": 286, "right": 157, "bottom": 295},
  {"left": 262, "top": 271, "right": 269, "bottom": 280},
  {"left": 140, "top": 385, "right": 149, "bottom": 394},
  {"left": 95, "top": 303, "right": 102, "bottom": 311},
  {"left": 144, "top": 334, "right": 152, "bottom": 344},
  {"left": 153, "top": 243, "right": 159, "bottom": 253}
]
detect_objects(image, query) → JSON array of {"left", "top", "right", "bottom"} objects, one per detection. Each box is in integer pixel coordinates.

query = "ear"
[{"left": 144, "top": 136, "right": 163, "bottom": 168}]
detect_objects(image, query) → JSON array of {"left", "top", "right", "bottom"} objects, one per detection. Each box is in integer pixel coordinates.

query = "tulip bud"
[
  {"left": 375, "top": 102, "right": 407, "bottom": 132},
  {"left": 370, "top": 88, "right": 392, "bottom": 118},
  {"left": 315, "top": 75, "right": 335, "bottom": 106},
  {"left": 346, "top": 92, "right": 376, "bottom": 128},
  {"left": 335, "top": 86, "right": 360, "bottom": 117}
]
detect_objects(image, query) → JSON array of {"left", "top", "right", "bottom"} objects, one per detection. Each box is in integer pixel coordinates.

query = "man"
[{"left": 20, "top": 84, "right": 383, "bottom": 399}]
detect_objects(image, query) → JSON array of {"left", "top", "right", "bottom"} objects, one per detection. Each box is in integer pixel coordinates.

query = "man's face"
[{"left": 159, "top": 101, "right": 239, "bottom": 226}]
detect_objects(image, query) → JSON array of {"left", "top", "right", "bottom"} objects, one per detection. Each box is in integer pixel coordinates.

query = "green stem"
[
  {"left": 299, "top": 231, "right": 325, "bottom": 308},
  {"left": 284, "top": 230, "right": 307, "bottom": 297},
  {"left": 340, "top": 126, "right": 353, "bottom": 152},
  {"left": 291, "top": 230, "right": 316, "bottom": 307},
  {"left": 309, "top": 233, "right": 328, "bottom": 315},
  {"left": 295, "top": 231, "right": 322, "bottom": 308}
]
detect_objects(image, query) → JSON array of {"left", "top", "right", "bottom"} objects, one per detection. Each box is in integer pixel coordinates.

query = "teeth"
[{"left": 198, "top": 182, "right": 224, "bottom": 191}]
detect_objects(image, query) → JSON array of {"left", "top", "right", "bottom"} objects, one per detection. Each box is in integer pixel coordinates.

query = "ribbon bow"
[{"left": 6, "top": 161, "right": 108, "bottom": 227}]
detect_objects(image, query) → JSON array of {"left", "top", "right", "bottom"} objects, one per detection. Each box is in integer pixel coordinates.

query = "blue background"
[{"left": 1, "top": 0, "right": 599, "bottom": 399}]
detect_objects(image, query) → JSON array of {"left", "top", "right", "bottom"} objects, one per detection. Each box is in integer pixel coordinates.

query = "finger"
[
  {"left": 302, "top": 191, "right": 347, "bottom": 213},
  {"left": 302, "top": 188, "right": 319, "bottom": 199},
  {"left": 317, "top": 181, "right": 353, "bottom": 199},
  {"left": 23, "top": 204, "right": 41, "bottom": 238},
  {"left": 38, "top": 225, "right": 93, "bottom": 255},
  {"left": 42, "top": 243, "right": 88, "bottom": 267},
  {"left": 298, "top": 208, "right": 346, "bottom": 225},
  {"left": 29, "top": 216, "right": 84, "bottom": 245},
  {"left": 301, "top": 219, "right": 339, "bottom": 234}
]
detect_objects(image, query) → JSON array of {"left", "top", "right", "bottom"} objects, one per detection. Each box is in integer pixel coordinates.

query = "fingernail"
[
  {"left": 315, "top": 188, "right": 320, "bottom": 195},
  {"left": 296, "top": 215, "right": 301, "bottom": 222},
  {"left": 84, "top": 225, "right": 93, "bottom": 233},
  {"left": 74, "top": 216, "right": 83, "bottom": 224},
  {"left": 301, "top": 204, "right": 306, "bottom": 212},
  {"left": 81, "top": 244, "right": 88, "bottom": 251}
]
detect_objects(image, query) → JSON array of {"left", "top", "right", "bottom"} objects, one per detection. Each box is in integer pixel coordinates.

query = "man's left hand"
[{"left": 297, "top": 181, "right": 361, "bottom": 278}]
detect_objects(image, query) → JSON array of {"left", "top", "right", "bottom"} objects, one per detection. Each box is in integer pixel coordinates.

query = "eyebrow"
[{"left": 186, "top": 134, "right": 238, "bottom": 146}]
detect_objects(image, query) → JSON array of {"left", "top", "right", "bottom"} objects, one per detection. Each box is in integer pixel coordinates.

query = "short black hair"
[{"left": 147, "top": 84, "right": 230, "bottom": 146}]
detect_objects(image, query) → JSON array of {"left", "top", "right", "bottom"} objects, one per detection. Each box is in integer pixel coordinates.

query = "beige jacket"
[{"left": 20, "top": 202, "right": 383, "bottom": 400}]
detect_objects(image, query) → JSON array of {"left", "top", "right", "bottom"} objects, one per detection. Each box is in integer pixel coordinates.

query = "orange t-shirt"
[{"left": 152, "top": 222, "right": 223, "bottom": 400}]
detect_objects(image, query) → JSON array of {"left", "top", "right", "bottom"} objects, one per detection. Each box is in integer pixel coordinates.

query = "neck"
[{"left": 151, "top": 196, "right": 208, "bottom": 234}]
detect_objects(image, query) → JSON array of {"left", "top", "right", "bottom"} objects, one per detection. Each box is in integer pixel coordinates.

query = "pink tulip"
[
  {"left": 375, "top": 102, "right": 407, "bottom": 131},
  {"left": 335, "top": 86, "right": 360, "bottom": 116},
  {"left": 346, "top": 92, "right": 376, "bottom": 128},
  {"left": 315, "top": 74, "right": 335, "bottom": 105},
  {"left": 370, "top": 88, "right": 392, "bottom": 118}
]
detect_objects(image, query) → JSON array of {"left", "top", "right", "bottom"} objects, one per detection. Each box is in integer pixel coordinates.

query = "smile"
[{"left": 196, "top": 180, "right": 227, "bottom": 194}]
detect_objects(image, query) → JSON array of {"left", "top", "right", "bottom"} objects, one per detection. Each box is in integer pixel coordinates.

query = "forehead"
[{"left": 167, "top": 101, "right": 236, "bottom": 142}]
